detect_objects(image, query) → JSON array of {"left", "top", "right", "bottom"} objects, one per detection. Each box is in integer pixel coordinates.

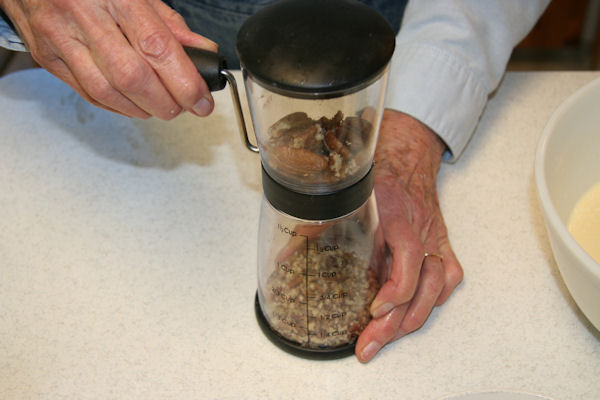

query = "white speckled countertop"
[{"left": 0, "top": 69, "right": 599, "bottom": 400}]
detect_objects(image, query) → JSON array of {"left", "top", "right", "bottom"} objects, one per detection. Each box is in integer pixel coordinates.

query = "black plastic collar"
[{"left": 261, "top": 164, "right": 374, "bottom": 221}]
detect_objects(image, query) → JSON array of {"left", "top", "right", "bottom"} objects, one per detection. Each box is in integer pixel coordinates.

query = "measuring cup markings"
[
  {"left": 263, "top": 218, "right": 379, "bottom": 348},
  {"left": 304, "top": 237, "right": 368, "bottom": 345}
]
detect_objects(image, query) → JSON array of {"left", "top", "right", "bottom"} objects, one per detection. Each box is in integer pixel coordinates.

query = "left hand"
[{"left": 355, "top": 109, "right": 464, "bottom": 362}]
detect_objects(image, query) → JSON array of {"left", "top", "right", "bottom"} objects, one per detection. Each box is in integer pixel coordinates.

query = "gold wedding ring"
[{"left": 424, "top": 252, "right": 444, "bottom": 261}]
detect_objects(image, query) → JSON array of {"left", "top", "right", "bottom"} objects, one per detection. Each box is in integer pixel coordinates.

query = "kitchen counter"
[{"left": 1, "top": 69, "right": 599, "bottom": 400}]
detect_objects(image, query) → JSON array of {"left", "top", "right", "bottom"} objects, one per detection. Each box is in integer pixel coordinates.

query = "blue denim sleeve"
[
  {"left": 170, "top": 0, "right": 405, "bottom": 69},
  {"left": 0, "top": 10, "right": 26, "bottom": 51}
]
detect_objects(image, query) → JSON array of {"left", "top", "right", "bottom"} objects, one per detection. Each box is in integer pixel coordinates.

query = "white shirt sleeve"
[{"left": 385, "top": 0, "right": 550, "bottom": 162}]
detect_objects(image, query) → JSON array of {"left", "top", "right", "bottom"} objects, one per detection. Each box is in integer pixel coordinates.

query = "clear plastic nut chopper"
[{"left": 188, "top": 0, "right": 395, "bottom": 359}]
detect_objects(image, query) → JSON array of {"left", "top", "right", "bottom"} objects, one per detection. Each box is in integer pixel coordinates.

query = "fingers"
[
  {"left": 435, "top": 241, "right": 464, "bottom": 305},
  {"left": 356, "top": 199, "right": 463, "bottom": 362},
  {"left": 108, "top": 0, "right": 214, "bottom": 117},
  {"left": 89, "top": 22, "right": 187, "bottom": 119},
  {"left": 368, "top": 178, "right": 426, "bottom": 317},
  {"left": 369, "top": 223, "right": 425, "bottom": 318},
  {"left": 56, "top": 39, "right": 152, "bottom": 118},
  {"left": 355, "top": 254, "right": 447, "bottom": 363},
  {"left": 398, "top": 254, "right": 445, "bottom": 332},
  {"left": 355, "top": 304, "right": 409, "bottom": 362},
  {"left": 356, "top": 252, "right": 460, "bottom": 363}
]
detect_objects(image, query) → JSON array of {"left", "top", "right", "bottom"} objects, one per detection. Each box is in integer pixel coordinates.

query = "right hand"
[
  {"left": 0, "top": 0, "right": 218, "bottom": 119},
  {"left": 355, "top": 110, "right": 464, "bottom": 362}
]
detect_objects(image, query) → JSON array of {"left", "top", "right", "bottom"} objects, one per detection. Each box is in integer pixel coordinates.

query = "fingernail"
[
  {"left": 192, "top": 96, "right": 212, "bottom": 116},
  {"left": 359, "top": 341, "right": 382, "bottom": 362},
  {"left": 371, "top": 302, "right": 394, "bottom": 319},
  {"left": 169, "top": 107, "right": 183, "bottom": 118}
]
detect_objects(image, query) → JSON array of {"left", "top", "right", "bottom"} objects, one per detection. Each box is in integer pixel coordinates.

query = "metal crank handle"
[{"left": 185, "top": 47, "right": 259, "bottom": 153}]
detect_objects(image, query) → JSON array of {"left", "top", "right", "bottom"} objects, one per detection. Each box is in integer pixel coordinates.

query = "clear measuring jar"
[{"left": 255, "top": 167, "right": 387, "bottom": 358}]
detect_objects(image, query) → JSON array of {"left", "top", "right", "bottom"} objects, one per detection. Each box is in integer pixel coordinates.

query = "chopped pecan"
[
  {"left": 324, "top": 130, "right": 351, "bottom": 159},
  {"left": 337, "top": 116, "right": 372, "bottom": 153},
  {"left": 319, "top": 110, "right": 344, "bottom": 131}
]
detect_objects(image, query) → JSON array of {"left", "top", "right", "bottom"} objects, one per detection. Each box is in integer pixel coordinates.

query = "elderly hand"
[
  {"left": 0, "top": 0, "right": 217, "bottom": 119},
  {"left": 355, "top": 109, "right": 464, "bottom": 362}
]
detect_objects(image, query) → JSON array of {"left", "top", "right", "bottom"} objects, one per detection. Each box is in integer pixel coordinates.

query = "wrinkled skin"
[
  {"left": 0, "top": 0, "right": 217, "bottom": 119},
  {"left": 0, "top": 0, "right": 464, "bottom": 363},
  {"left": 355, "top": 109, "right": 463, "bottom": 362}
]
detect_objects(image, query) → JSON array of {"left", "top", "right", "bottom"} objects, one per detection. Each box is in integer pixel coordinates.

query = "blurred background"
[
  {"left": 508, "top": 0, "right": 600, "bottom": 70},
  {"left": 0, "top": 0, "right": 598, "bottom": 76}
]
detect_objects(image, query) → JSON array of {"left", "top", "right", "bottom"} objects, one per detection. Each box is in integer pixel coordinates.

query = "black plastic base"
[{"left": 254, "top": 292, "right": 355, "bottom": 360}]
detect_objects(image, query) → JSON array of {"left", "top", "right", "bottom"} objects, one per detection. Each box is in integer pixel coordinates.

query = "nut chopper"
[{"left": 188, "top": 0, "right": 395, "bottom": 359}]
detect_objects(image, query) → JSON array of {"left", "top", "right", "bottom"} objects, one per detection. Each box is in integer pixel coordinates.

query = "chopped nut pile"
[
  {"left": 265, "top": 111, "right": 373, "bottom": 185},
  {"left": 262, "top": 240, "right": 379, "bottom": 349}
]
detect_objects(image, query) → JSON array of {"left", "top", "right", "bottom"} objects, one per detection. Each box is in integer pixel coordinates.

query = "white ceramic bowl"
[{"left": 535, "top": 77, "right": 600, "bottom": 331}]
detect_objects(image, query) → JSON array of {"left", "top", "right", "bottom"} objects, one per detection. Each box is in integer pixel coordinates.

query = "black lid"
[
  {"left": 236, "top": 0, "right": 395, "bottom": 99},
  {"left": 262, "top": 164, "right": 374, "bottom": 221}
]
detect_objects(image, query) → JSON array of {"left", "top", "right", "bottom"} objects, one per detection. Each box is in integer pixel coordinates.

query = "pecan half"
[
  {"left": 269, "top": 112, "right": 313, "bottom": 139},
  {"left": 270, "top": 146, "right": 329, "bottom": 175}
]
